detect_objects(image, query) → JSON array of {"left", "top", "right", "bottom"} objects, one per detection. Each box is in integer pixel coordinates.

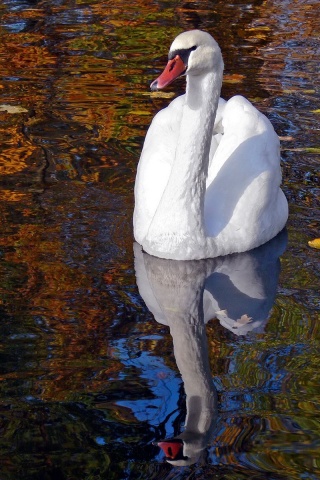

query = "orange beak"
[
  {"left": 157, "top": 440, "right": 184, "bottom": 460},
  {"left": 150, "top": 55, "right": 186, "bottom": 91}
]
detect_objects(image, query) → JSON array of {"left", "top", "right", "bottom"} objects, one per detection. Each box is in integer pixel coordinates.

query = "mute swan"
[{"left": 134, "top": 30, "right": 288, "bottom": 260}]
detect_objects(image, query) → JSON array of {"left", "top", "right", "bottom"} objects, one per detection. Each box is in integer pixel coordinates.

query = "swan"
[{"left": 133, "top": 30, "right": 288, "bottom": 260}]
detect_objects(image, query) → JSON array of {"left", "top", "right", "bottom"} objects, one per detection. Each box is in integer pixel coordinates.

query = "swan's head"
[{"left": 150, "top": 30, "right": 223, "bottom": 91}]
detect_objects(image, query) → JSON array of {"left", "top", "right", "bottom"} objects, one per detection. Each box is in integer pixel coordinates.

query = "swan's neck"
[
  {"left": 143, "top": 255, "right": 217, "bottom": 436},
  {"left": 144, "top": 69, "right": 223, "bottom": 260}
]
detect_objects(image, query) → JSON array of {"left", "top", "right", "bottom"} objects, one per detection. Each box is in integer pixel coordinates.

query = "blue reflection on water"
[{"left": 113, "top": 339, "right": 181, "bottom": 431}]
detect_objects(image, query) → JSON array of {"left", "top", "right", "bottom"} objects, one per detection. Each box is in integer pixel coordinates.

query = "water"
[{"left": 0, "top": 0, "right": 319, "bottom": 478}]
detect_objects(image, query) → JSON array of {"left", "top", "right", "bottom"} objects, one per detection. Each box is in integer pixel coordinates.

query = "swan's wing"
[
  {"left": 205, "top": 95, "right": 288, "bottom": 249},
  {"left": 133, "top": 95, "right": 184, "bottom": 243},
  {"left": 207, "top": 95, "right": 281, "bottom": 185}
]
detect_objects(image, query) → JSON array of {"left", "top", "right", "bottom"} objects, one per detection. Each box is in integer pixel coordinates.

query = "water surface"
[{"left": 0, "top": 0, "right": 319, "bottom": 479}]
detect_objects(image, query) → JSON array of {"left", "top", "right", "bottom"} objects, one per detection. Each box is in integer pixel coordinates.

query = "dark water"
[{"left": 0, "top": 0, "right": 319, "bottom": 479}]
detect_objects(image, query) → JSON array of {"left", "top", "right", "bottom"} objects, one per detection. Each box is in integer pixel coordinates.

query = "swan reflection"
[{"left": 134, "top": 231, "right": 286, "bottom": 465}]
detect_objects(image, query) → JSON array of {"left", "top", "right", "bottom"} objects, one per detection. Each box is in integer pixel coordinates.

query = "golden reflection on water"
[{"left": 0, "top": 0, "right": 319, "bottom": 478}]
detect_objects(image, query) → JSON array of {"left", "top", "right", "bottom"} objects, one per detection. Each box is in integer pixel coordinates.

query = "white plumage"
[{"left": 134, "top": 30, "right": 288, "bottom": 260}]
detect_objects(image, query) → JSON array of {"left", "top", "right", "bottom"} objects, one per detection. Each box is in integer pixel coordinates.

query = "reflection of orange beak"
[
  {"left": 157, "top": 439, "right": 185, "bottom": 460},
  {"left": 150, "top": 55, "right": 186, "bottom": 91}
]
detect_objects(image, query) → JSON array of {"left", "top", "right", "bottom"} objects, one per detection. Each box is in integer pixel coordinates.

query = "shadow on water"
[{"left": 0, "top": 0, "right": 319, "bottom": 478}]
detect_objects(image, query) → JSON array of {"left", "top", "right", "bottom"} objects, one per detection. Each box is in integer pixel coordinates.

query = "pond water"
[{"left": 0, "top": 0, "right": 319, "bottom": 478}]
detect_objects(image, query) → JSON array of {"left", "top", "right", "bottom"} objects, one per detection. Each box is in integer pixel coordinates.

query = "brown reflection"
[
  {"left": 172, "top": 0, "right": 269, "bottom": 100},
  {"left": 0, "top": 0, "right": 318, "bottom": 476},
  {"left": 0, "top": 174, "right": 134, "bottom": 401}
]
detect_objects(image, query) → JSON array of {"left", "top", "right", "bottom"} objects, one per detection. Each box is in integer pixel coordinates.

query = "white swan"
[{"left": 134, "top": 30, "right": 288, "bottom": 260}]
